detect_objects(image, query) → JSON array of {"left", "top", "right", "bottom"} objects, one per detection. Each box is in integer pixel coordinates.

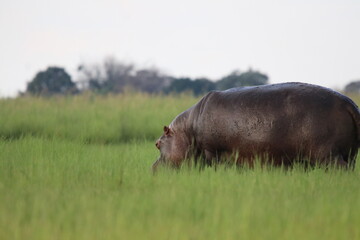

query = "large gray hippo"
[{"left": 153, "top": 82, "right": 360, "bottom": 171}]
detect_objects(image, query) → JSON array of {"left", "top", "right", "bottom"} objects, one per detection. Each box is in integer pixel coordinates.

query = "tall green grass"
[
  {"left": 0, "top": 93, "right": 198, "bottom": 143},
  {"left": 1, "top": 137, "right": 359, "bottom": 240},
  {"left": 1, "top": 94, "right": 360, "bottom": 240}
]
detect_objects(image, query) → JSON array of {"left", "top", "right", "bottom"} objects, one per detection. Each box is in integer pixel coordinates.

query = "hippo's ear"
[{"left": 164, "top": 126, "right": 173, "bottom": 136}]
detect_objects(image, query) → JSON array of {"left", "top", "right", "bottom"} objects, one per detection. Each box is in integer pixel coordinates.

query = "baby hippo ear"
[{"left": 163, "top": 126, "right": 173, "bottom": 136}]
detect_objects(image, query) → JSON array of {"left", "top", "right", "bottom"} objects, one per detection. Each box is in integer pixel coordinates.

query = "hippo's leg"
[
  {"left": 204, "top": 149, "right": 216, "bottom": 166},
  {"left": 233, "top": 154, "right": 255, "bottom": 168},
  {"left": 333, "top": 155, "right": 348, "bottom": 169},
  {"left": 317, "top": 152, "right": 348, "bottom": 169}
]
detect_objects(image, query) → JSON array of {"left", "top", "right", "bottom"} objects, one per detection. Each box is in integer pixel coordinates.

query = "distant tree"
[
  {"left": 77, "top": 64, "right": 102, "bottom": 91},
  {"left": 77, "top": 57, "right": 134, "bottom": 93},
  {"left": 133, "top": 68, "right": 172, "bottom": 93},
  {"left": 26, "top": 67, "right": 77, "bottom": 96},
  {"left": 165, "top": 78, "right": 193, "bottom": 94},
  {"left": 102, "top": 57, "right": 134, "bottom": 93},
  {"left": 78, "top": 57, "right": 171, "bottom": 94},
  {"left": 191, "top": 78, "right": 216, "bottom": 95},
  {"left": 165, "top": 77, "right": 216, "bottom": 96},
  {"left": 344, "top": 81, "right": 360, "bottom": 94},
  {"left": 216, "top": 69, "right": 269, "bottom": 90}
]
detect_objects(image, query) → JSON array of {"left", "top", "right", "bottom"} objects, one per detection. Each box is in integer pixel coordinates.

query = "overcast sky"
[{"left": 1, "top": 0, "right": 359, "bottom": 97}]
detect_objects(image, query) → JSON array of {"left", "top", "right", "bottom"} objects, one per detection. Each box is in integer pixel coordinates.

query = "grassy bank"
[
  {"left": 1, "top": 94, "right": 360, "bottom": 240},
  {"left": 0, "top": 93, "right": 198, "bottom": 143}
]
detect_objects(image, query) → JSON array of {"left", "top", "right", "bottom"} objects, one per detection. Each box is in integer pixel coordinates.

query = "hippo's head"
[{"left": 152, "top": 126, "right": 190, "bottom": 172}]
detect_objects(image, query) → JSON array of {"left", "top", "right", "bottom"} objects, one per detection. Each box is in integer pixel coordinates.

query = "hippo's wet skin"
[{"left": 153, "top": 82, "right": 360, "bottom": 171}]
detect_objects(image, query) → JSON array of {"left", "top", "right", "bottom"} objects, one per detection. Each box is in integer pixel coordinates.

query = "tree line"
[
  {"left": 24, "top": 57, "right": 269, "bottom": 96},
  {"left": 24, "top": 57, "right": 360, "bottom": 96}
]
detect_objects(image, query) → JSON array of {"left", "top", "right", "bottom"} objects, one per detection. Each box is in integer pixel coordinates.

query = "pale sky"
[{"left": 1, "top": 0, "right": 360, "bottom": 97}]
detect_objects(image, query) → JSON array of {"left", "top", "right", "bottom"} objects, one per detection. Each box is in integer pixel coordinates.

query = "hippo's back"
[{"left": 191, "top": 82, "right": 360, "bottom": 166}]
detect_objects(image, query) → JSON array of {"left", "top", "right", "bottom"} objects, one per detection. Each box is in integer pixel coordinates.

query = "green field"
[{"left": 1, "top": 94, "right": 360, "bottom": 240}]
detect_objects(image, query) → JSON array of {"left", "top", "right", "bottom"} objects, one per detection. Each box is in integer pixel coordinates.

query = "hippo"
[{"left": 153, "top": 82, "right": 360, "bottom": 171}]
